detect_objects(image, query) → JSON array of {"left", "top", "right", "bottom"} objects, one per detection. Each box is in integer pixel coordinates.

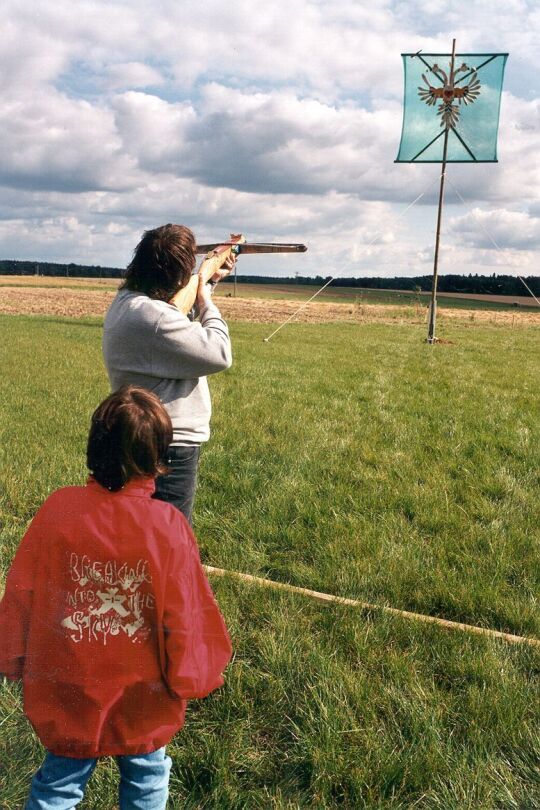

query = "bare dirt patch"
[
  {"left": 217, "top": 298, "right": 540, "bottom": 327},
  {"left": 0, "top": 285, "right": 538, "bottom": 327},
  {"left": 0, "top": 287, "right": 116, "bottom": 318}
]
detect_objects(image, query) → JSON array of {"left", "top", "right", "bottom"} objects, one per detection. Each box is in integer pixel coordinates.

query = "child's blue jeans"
[{"left": 25, "top": 747, "right": 172, "bottom": 809}]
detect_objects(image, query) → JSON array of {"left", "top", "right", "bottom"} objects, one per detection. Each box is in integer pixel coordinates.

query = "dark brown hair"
[
  {"left": 121, "top": 224, "right": 197, "bottom": 301},
  {"left": 87, "top": 386, "right": 173, "bottom": 491}
]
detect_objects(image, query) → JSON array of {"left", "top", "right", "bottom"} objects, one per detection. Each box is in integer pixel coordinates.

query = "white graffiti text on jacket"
[{"left": 62, "top": 553, "right": 155, "bottom": 645}]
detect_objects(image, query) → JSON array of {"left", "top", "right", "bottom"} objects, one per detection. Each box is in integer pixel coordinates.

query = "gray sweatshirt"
[{"left": 102, "top": 289, "right": 232, "bottom": 444}]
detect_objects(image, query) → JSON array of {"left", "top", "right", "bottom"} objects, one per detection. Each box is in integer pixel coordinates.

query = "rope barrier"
[{"left": 204, "top": 565, "right": 540, "bottom": 648}]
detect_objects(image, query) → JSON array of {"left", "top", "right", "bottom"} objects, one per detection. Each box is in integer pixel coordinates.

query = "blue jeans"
[
  {"left": 25, "top": 748, "right": 171, "bottom": 809},
  {"left": 154, "top": 444, "right": 201, "bottom": 525}
]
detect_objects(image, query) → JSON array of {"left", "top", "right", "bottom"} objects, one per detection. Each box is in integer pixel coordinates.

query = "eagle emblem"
[{"left": 418, "top": 63, "right": 481, "bottom": 128}]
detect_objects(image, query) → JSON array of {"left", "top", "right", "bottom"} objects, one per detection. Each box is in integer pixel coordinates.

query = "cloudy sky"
[{"left": 1, "top": 0, "right": 538, "bottom": 278}]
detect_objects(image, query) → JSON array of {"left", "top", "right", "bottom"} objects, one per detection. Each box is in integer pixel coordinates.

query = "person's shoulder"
[
  {"left": 39, "top": 485, "right": 85, "bottom": 504},
  {"left": 110, "top": 290, "right": 187, "bottom": 329},
  {"left": 114, "top": 289, "right": 159, "bottom": 314},
  {"left": 41, "top": 486, "right": 89, "bottom": 510},
  {"left": 28, "top": 486, "right": 88, "bottom": 527},
  {"left": 154, "top": 299, "right": 190, "bottom": 326}
]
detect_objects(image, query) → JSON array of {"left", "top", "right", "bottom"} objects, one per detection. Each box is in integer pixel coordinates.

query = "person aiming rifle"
[
  {"left": 103, "top": 224, "right": 307, "bottom": 523},
  {"left": 102, "top": 224, "right": 235, "bottom": 523}
]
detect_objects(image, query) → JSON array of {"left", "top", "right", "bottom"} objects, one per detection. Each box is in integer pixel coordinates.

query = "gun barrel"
[{"left": 196, "top": 242, "right": 307, "bottom": 255}]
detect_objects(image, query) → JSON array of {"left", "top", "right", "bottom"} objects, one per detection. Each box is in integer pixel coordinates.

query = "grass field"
[{"left": 1, "top": 313, "right": 539, "bottom": 808}]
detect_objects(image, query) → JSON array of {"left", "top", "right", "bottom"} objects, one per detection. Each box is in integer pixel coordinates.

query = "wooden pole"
[
  {"left": 204, "top": 565, "right": 540, "bottom": 648},
  {"left": 427, "top": 38, "right": 456, "bottom": 344}
]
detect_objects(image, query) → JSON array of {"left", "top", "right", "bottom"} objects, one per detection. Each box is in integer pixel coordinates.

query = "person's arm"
[
  {"left": 0, "top": 509, "right": 42, "bottom": 680},
  {"left": 150, "top": 290, "right": 232, "bottom": 379},
  {"left": 162, "top": 520, "right": 232, "bottom": 699}
]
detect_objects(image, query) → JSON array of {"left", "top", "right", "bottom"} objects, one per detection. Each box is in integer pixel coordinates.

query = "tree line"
[
  {"left": 0, "top": 260, "right": 121, "bottom": 279},
  {"left": 0, "top": 259, "right": 538, "bottom": 297}
]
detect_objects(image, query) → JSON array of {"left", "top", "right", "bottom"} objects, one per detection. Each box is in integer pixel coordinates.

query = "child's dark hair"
[
  {"left": 121, "top": 224, "right": 197, "bottom": 301},
  {"left": 87, "top": 386, "right": 173, "bottom": 491}
]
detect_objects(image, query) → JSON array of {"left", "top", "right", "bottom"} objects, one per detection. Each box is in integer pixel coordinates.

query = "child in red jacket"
[{"left": 0, "top": 385, "right": 232, "bottom": 809}]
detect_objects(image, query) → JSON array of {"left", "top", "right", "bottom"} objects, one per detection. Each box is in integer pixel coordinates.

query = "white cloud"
[
  {"left": 448, "top": 208, "right": 540, "bottom": 251},
  {"left": 0, "top": 0, "right": 537, "bottom": 278},
  {"left": 111, "top": 85, "right": 421, "bottom": 200},
  {"left": 0, "top": 89, "right": 139, "bottom": 193},
  {"left": 105, "top": 62, "right": 164, "bottom": 90},
  {"left": 112, "top": 92, "right": 196, "bottom": 171}
]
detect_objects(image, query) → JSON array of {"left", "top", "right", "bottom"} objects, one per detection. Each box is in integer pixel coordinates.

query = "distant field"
[
  {"left": 1, "top": 312, "right": 539, "bottom": 808},
  {"left": 0, "top": 274, "right": 118, "bottom": 291},
  {"left": 217, "top": 281, "right": 540, "bottom": 311},
  {"left": 1, "top": 275, "right": 538, "bottom": 313}
]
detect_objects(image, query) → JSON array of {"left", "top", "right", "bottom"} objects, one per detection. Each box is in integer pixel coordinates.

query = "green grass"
[{"left": 1, "top": 314, "right": 539, "bottom": 808}]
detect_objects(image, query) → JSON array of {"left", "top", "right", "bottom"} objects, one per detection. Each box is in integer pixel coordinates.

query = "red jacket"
[{"left": 0, "top": 477, "right": 232, "bottom": 758}]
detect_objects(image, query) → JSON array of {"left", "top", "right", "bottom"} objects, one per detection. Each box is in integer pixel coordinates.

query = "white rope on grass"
[
  {"left": 446, "top": 177, "right": 540, "bottom": 307},
  {"left": 263, "top": 171, "right": 444, "bottom": 342},
  {"left": 204, "top": 565, "right": 540, "bottom": 648}
]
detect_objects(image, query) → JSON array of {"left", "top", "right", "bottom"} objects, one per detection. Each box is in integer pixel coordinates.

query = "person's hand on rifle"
[
  {"left": 171, "top": 252, "right": 236, "bottom": 315},
  {"left": 196, "top": 254, "right": 236, "bottom": 308},
  {"left": 198, "top": 253, "right": 236, "bottom": 285}
]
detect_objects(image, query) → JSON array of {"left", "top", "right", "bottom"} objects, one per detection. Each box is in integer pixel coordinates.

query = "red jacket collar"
[{"left": 86, "top": 476, "right": 156, "bottom": 498}]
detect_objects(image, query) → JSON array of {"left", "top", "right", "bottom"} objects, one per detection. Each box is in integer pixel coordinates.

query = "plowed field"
[{"left": 1, "top": 283, "right": 539, "bottom": 327}]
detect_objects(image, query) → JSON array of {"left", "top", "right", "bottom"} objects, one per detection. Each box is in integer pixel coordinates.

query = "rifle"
[{"left": 196, "top": 234, "right": 307, "bottom": 293}]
